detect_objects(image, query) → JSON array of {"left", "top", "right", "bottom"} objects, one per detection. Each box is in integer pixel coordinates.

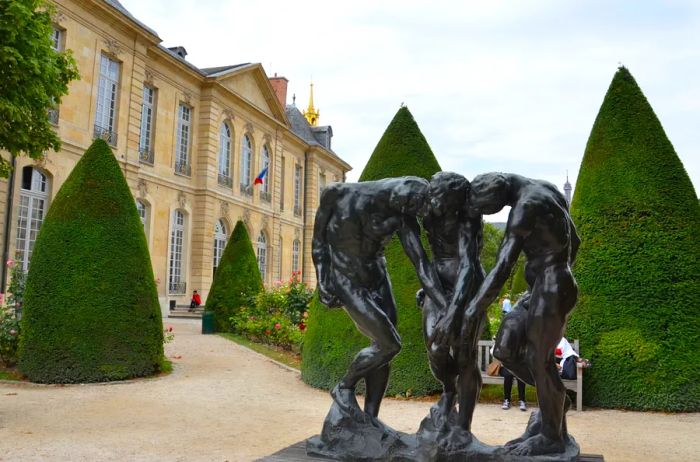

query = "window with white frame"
[
  {"left": 95, "top": 54, "right": 120, "bottom": 144},
  {"left": 280, "top": 156, "right": 285, "bottom": 210},
  {"left": 15, "top": 168, "right": 48, "bottom": 272},
  {"left": 240, "top": 134, "right": 252, "bottom": 188},
  {"left": 292, "top": 239, "right": 300, "bottom": 274},
  {"left": 50, "top": 26, "right": 63, "bottom": 51},
  {"left": 139, "top": 85, "right": 156, "bottom": 163},
  {"left": 218, "top": 123, "right": 232, "bottom": 186},
  {"left": 261, "top": 145, "right": 271, "bottom": 194},
  {"left": 175, "top": 103, "right": 191, "bottom": 175},
  {"left": 213, "top": 219, "right": 227, "bottom": 273},
  {"left": 257, "top": 231, "right": 267, "bottom": 280},
  {"left": 168, "top": 210, "right": 186, "bottom": 294},
  {"left": 294, "top": 165, "right": 302, "bottom": 214},
  {"left": 136, "top": 200, "right": 147, "bottom": 227}
]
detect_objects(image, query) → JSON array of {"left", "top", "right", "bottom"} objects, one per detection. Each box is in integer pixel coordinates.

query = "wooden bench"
[{"left": 477, "top": 339, "right": 584, "bottom": 411}]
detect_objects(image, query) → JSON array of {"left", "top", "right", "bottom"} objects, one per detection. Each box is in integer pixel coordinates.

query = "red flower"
[
  {"left": 274, "top": 323, "right": 281, "bottom": 330},
  {"left": 168, "top": 326, "right": 173, "bottom": 332},
  {"left": 299, "top": 322, "right": 306, "bottom": 331},
  {"left": 265, "top": 329, "right": 272, "bottom": 335}
]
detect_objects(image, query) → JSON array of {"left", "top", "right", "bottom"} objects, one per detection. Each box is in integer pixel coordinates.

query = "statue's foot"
[
  {"left": 437, "top": 426, "right": 473, "bottom": 453},
  {"left": 330, "top": 384, "right": 362, "bottom": 415},
  {"left": 507, "top": 434, "right": 566, "bottom": 457},
  {"left": 504, "top": 409, "right": 541, "bottom": 448},
  {"left": 428, "top": 393, "right": 456, "bottom": 428}
]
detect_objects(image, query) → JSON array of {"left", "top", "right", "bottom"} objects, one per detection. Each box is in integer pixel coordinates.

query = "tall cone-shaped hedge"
[
  {"left": 206, "top": 220, "right": 262, "bottom": 332},
  {"left": 568, "top": 67, "right": 700, "bottom": 411},
  {"left": 302, "top": 106, "right": 442, "bottom": 395},
  {"left": 18, "top": 139, "right": 163, "bottom": 383}
]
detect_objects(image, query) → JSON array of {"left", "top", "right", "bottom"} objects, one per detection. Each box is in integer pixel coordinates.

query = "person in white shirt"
[
  {"left": 501, "top": 295, "right": 512, "bottom": 315},
  {"left": 555, "top": 337, "right": 578, "bottom": 380}
]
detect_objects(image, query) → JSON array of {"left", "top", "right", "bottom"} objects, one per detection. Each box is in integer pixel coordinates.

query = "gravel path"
[{"left": 0, "top": 318, "right": 697, "bottom": 461}]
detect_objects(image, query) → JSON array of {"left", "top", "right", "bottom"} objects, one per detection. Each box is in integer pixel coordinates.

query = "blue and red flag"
[{"left": 254, "top": 167, "right": 268, "bottom": 185}]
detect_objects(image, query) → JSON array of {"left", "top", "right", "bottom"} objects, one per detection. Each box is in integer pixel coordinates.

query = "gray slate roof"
[
  {"left": 201, "top": 64, "right": 253, "bottom": 77},
  {"left": 102, "top": 0, "right": 159, "bottom": 38}
]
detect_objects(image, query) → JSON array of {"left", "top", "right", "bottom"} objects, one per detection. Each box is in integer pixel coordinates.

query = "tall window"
[
  {"left": 218, "top": 123, "right": 232, "bottom": 186},
  {"left": 139, "top": 85, "right": 156, "bottom": 164},
  {"left": 50, "top": 26, "right": 63, "bottom": 51},
  {"left": 94, "top": 54, "right": 120, "bottom": 145},
  {"left": 15, "top": 168, "right": 48, "bottom": 272},
  {"left": 168, "top": 210, "right": 186, "bottom": 294},
  {"left": 293, "top": 165, "right": 302, "bottom": 215},
  {"left": 136, "top": 200, "right": 147, "bottom": 227},
  {"left": 292, "top": 239, "right": 300, "bottom": 273},
  {"left": 319, "top": 173, "right": 326, "bottom": 197},
  {"left": 277, "top": 238, "right": 283, "bottom": 280},
  {"left": 261, "top": 145, "right": 271, "bottom": 196},
  {"left": 257, "top": 231, "right": 267, "bottom": 280},
  {"left": 213, "top": 219, "right": 227, "bottom": 274},
  {"left": 240, "top": 134, "right": 252, "bottom": 192},
  {"left": 175, "top": 103, "right": 191, "bottom": 176},
  {"left": 280, "top": 156, "right": 286, "bottom": 211}
]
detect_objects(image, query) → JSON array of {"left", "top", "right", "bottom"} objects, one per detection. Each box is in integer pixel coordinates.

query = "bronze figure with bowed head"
[
  {"left": 433, "top": 172, "right": 581, "bottom": 457},
  {"left": 312, "top": 176, "right": 447, "bottom": 421},
  {"left": 417, "top": 172, "right": 487, "bottom": 450}
]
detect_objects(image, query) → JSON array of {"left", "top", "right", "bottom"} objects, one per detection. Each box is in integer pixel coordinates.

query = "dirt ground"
[{"left": 0, "top": 318, "right": 697, "bottom": 461}]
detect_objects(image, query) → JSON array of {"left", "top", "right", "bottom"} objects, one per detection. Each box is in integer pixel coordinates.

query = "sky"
[{"left": 120, "top": 0, "right": 700, "bottom": 222}]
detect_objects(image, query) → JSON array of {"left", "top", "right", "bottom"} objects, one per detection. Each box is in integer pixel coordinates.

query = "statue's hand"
[
  {"left": 430, "top": 312, "right": 454, "bottom": 348},
  {"left": 318, "top": 284, "right": 342, "bottom": 308}
]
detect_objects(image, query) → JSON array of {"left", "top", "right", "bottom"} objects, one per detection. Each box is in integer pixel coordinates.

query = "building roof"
[
  {"left": 201, "top": 64, "right": 253, "bottom": 77},
  {"left": 102, "top": 0, "right": 160, "bottom": 38}
]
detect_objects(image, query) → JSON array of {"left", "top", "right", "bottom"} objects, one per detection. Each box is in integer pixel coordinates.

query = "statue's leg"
[
  {"left": 455, "top": 313, "right": 485, "bottom": 432},
  {"left": 332, "top": 272, "right": 401, "bottom": 415},
  {"left": 422, "top": 298, "right": 457, "bottom": 419}
]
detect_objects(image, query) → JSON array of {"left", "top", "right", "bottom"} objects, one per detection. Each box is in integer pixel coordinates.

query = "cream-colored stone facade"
[{"left": 0, "top": 0, "right": 351, "bottom": 312}]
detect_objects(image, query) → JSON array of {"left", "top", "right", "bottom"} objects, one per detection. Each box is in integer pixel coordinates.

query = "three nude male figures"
[{"left": 312, "top": 171, "right": 580, "bottom": 457}]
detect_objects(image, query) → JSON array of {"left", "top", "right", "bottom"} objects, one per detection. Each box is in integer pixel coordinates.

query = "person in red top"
[{"left": 189, "top": 290, "right": 202, "bottom": 311}]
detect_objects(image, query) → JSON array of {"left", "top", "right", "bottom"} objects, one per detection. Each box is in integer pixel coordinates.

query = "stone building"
[{"left": 0, "top": 0, "right": 351, "bottom": 313}]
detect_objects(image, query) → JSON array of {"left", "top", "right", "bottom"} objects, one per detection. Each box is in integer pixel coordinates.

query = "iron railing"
[
  {"left": 48, "top": 108, "right": 59, "bottom": 125},
  {"left": 168, "top": 281, "right": 186, "bottom": 295},
  {"left": 260, "top": 190, "right": 271, "bottom": 202},
  {"left": 293, "top": 205, "right": 302, "bottom": 216},
  {"left": 93, "top": 124, "right": 118, "bottom": 146},
  {"left": 139, "top": 148, "right": 154, "bottom": 165},
  {"left": 174, "top": 160, "right": 191, "bottom": 177},
  {"left": 240, "top": 183, "right": 252, "bottom": 196},
  {"left": 218, "top": 174, "right": 232, "bottom": 188}
]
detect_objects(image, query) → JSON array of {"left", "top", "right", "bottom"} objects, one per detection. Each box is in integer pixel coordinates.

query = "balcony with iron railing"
[
  {"left": 93, "top": 124, "right": 117, "bottom": 147},
  {"left": 240, "top": 183, "right": 253, "bottom": 196},
  {"left": 139, "top": 147, "right": 154, "bottom": 165},
  {"left": 218, "top": 173, "right": 232, "bottom": 188},
  {"left": 174, "top": 160, "right": 191, "bottom": 177},
  {"left": 293, "top": 205, "right": 302, "bottom": 217},
  {"left": 168, "top": 281, "right": 186, "bottom": 295},
  {"left": 48, "top": 108, "right": 59, "bottom": 125},
  {"left": 260, "top": 190, "right": 271, "bottom": 202}
]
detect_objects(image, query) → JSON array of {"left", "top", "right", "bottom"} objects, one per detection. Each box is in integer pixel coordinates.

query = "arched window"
[
  {"left": 257, "top": 231, "right": 267, "bottom": 280},
  {"left": 240, "top": 134, "right": 252, "bottom": 189},
  {"left": 213, "top": 219, "right": 227, "bottom": 274},
  {"left": 261, "top": 144, "right": 271, "bottom": 195},
  {"left": 15, "top": 167, "right": 49, "bottom": 272},
  {"left": 168, "top": 210, "right": 186, "bottom": 294},
  {"left": 292, "top": 239, "right": 300, "bottom": 274},
  {"left": 218, "top": 123, "right": 232, "bottom": 186}
]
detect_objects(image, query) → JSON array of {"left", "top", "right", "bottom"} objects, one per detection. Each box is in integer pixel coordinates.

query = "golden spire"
[{"left": 303, "top": 81, "right": 319, "bottom": 126}]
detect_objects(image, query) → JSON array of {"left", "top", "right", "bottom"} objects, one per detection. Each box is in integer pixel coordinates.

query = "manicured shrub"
[
  {"left": 302, "top": 106, "right": 443, "bottom": 396},
  {"left": 567, "top": 67, "right": 700, "bottom": 411},
  {"left": 206, "top": 220, "right": 263, "bottom": 332},
  {"left": 18, "top": 139, "right": 163, "bottom": 383}
]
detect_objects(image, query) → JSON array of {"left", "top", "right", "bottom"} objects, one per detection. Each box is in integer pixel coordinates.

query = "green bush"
[
  {"left": 302, "top": 106, "right": 444, "bottom": 396},
  {"left": 568, "top": 67, "right": 700, "bottom": 411},
  {"left": 0, "top": 262, "right": 26, "bottom": 367},
  {"left": 206, "top": 220, "right": 263, "bottom": 332},
  {"left": 18, "top": 139, "right": 164, "bottom": 383}
]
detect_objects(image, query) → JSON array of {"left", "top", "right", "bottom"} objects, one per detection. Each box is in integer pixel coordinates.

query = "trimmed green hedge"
[
  {"left": 568, "top": 67, "right": 700, "bottom": 411},
  {"left": 206, "top": 220, "right": 263, "bottom": 332},
  {"left": 302, "top": 106, "right": 443, "bottom": 395},
  {"left": 18, "top": 139, "right": 164, "bottom": 383}
]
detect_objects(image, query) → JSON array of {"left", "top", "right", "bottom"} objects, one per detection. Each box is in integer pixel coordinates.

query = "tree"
[
  {"left": 567, "top": 67, "right": 700, "bottom": 411},
  {"left": 0, "top": 0, "right": 79, "bottom": 176},
  {"left": 302, "top": 106, "right": 444, "bottom": 396},
  {"left": 18, "top": 139, "right": 164, "bottom": 383},
  {"left": 206, "top": 220, "right": 263, "bottom": 332}
]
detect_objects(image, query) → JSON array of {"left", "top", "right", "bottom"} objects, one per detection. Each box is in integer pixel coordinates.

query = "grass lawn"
[
  {"left": 218, "top": 333, "right": 540, "bottom": 404},
  {"left": 0, "top": 367, "right": 24, "bottom": 381}
]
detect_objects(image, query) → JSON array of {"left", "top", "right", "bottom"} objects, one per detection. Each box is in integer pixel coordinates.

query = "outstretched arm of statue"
[
  {"left": 399, "top": 216, "right": 447, "bottom": 311},
  {"left": 312, "top": 186, "right": 342, "bottom": 307},
  {"left": 431, "top": 220, "right": 480, "bottom": 346}
]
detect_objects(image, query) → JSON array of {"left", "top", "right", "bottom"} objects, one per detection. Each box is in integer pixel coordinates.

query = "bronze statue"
[
  {"left": 417, "top": 172, "right": 487, "bottom": 450},
  {"left": 434, "top": 172, "right": 581, "bottom": 457}
]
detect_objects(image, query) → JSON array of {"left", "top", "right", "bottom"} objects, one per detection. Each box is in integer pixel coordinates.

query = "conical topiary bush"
[
  {"left": 302, "top": 106, "right": 443, "bottom": 396},
  {"left": 18, "top": 139, "right": 164, "bottom": 383},
  {"left": 567, "top": 67, "right": 700, "bottom": 411},
  {"left": 206, "top": 220, "right": 263, "bottom": 332}
]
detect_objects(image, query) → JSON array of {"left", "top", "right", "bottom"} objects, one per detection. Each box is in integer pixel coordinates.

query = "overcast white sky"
[{"left": 120, "top": 0, "right": 700, "bottom": 222}]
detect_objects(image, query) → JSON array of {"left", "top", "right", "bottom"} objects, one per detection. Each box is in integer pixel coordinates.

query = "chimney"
[
  {"left": 168, "top": 46, "right": 188, "bottom": 60},
  {"left": 269, "top": 74, "right": 289, "bottom": 108}
]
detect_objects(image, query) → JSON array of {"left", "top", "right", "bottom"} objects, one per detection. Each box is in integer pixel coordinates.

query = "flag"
[{"left": 254, "top": 167, "right": 268, "bottom": 185}]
